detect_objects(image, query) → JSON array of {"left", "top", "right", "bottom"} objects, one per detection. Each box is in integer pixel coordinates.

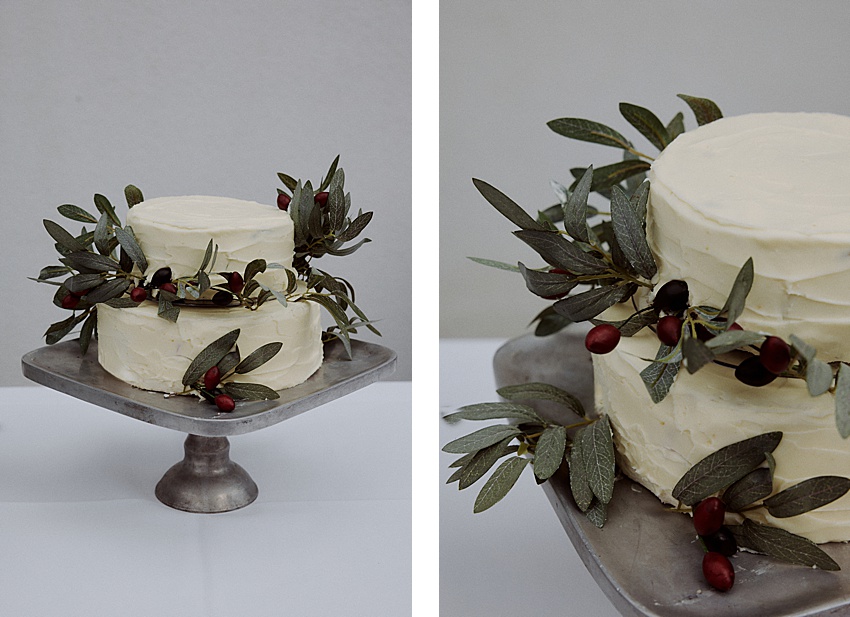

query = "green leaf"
[
  {"left": 93, "top": 193, "right": 121, "bottom": 227},
  {"left": 563, "top": 166, "right": 593, "bottom": 242},
  {"left": 244, "top": 259, "right": 267, "bottom": 284},
  {"left": 65, "top": 273, "right": 104, "bottom": 293},
  {"left": 58, "top": 204, "right": 98, "bottom": 224},
  {"left": 513, "top": 230, "right": 608, "bottom": 275},
  {"left": 629, "top": 180, "right": 649, "bottom": 222},
  {"left": 671, "top": 432, "right": 783, "bottom": 506},
  {"left": 38, "top": 265, "right": 71, "bottom": 280},
  {"left": 517, "top": 263, "right": 577, "bottom": 299},
  {"left": 722, "top": 468, "right": 773, "bottom": 512},
  {"left": 682, "top": 336, "right": 715, "bottom": 374},
  {"left": 442, "top": 425, "right": 523, "bottom": 454},
  {"left": 571, "top": 160, "right": 652, "bottom": 193},
  {"left": 124, "top": 184, "right": 144, "bottom": 208},
  {"left": 472, "top": 178, "right": 543, "bottom": 231},
  {"left": 580, "top": 417, "right": 616, "bottom": 504},
  {"left": 457, "top": 438, "right": 516, "bottom": 489},
  {"left": 198, "top": 239, "right": 214, "bottom": 273},
  {"left": 497, "top": 382, "right": 585, "bottom": 417},
  {"left": 585, "top": 499, "right": 608, "bottom": 528},
  {"left": 105, "top": 297, "right": 140, "bottom": 308},
  {"left": 84, "top": 277, "right": 130, "bottom": 304},
  {"left": 666, "top": 112, "right": 685, "bottom": 142},
  {"left": 764, "top": 476, "right": 850, "bottom": 518},
  {"left": 306, "top": 293, "right": 353, "bottom": 359},
  {"left": 61, "top": 251, "right": 121, "bottom": 273},
  {"left": 609, "top": 185, "right": 657, "bottom": 280},
  {"left": 157, "top": 296, "right": 180, "bottom": 322},
  {"left": 234, "top": 342, "right": 283, "bottom": 374},
  {"left": 221, "top": 381, "right": 280, "bottom": 401},
  {"left": 568, "top": 436, "right": 594, "bottom": 512},
  {"left": 553, "top": 284, "right": 635, "bottom": 322},
  {"left": 677, "top": 94, "right": 723, "bottom": 126},
  {"left": 805, "top": 358, "right": 834, "bottom": 397},
  {"left": 277, "top": 172, "right": 298, "bottom": 192},
  {"left": 705, "top": 330, "right": 765, "bottom": 355},
  {"left": 473, "top": 457, "right": 530, "bottom": 513},
  {"left": 619, "top": 102, "right": 669, "bottom": 151},
  {"left": 444, "top": 402, "right": 544, "bottom": 424},
  {"left": 466, "top": 257, "right": 521, "bottom": 272},
  {"left": 336, "top": 211, "right": 373, "bottom": 243},
  {"left": 94, "top": 212, "right": 112, "bottom": 256},
  {"left": 114, "top": 226, "right": 147, "bottom": 273},
  {"left": 319, "top": 155, "right": 341, "bottom": 192},
  {"left": 217, "top": 349, "right": 241, "bottom": 376},
  {"left": 789, "top": 334, "right": 817, "bottom": 364},
  {"left": 719, "top": 257, "right": 754, "bottom": 328},
  {"left": 182, "top": 329, "right": 241, "bottom": 386},
  {"left": 534, "top": 426, "right": 567, "bottom": 480},
  {"left": 591, "top": 308, "right": 658, "bottom": 337},
  {"left": 45, "top": 312, "right": 88, "bottom": 345},
  {"left": 835, "top": 363, "right": 850, "bottom": 439},
  {"left": 79, "top": 309, "right": 97, "bottom": 355},
  {"left": 546, "top": 117, "right": 633, "bottom": 150},
  {"left": 740, "top": 519, "right": 839, "bottom": 570},
  {"left": 640, "top": 343, "right": 681, "bottom": 403},
  {"left": 44, "top": 219, "right": 87, "bottom": 253},
  {"left": 531, "top": 306, "right": 572, "bottom": 336}
]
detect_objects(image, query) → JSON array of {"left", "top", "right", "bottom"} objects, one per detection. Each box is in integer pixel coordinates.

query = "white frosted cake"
[
  {"left": 96, "top": 195, "right": 323, "bottom": 393},
  {"left": 593, "top": 112, "right": 850, "bottom": 543}
]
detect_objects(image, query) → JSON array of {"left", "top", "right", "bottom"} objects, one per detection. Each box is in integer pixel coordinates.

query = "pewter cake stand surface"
[
  {"left": 494, "top": 329, "right": 850, "bottom": 617},
  {"left": 22, "top": 339, "right": 396, "bottom": 513}
]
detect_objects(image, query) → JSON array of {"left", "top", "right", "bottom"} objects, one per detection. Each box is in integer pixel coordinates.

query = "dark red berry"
[
  {"left": 735, "top": 356, "right": 778, "bottom": 387},
  {"left": 151, "top": 266, "right": 172, "bottom": 287},
  {"left": 703, "top": 527, "right": 738, "bottom": 557},
  {"left": 693, "top": 497, "right": 726, "bottom": 536},
  {"left": 61, "top": 294, "right": 80, "bottom": 309},
  {"left": 160, "top": 282, "right": 177, "bottom": 295},
  {"left": 760, "top": 336, "right": 792, "bottom": 375},
  {"left": 696, "top": 324, "right": 715, "bottom": 342},
  {"left": 656, "top": 316, "right": 682, "bottom": 346},
  {"left": 585, "top": 324, "right": 621, "bottom": 354},
  {"left": 652, "top": 280, "right": 689, "bottom": 315},
  {"left": 314, "top": 191, "right": 329, "bottom": 206},
  {"left": 204, "top": 366, "right": 222, "bottom": 390},
  {"left": 549, "top": 268, "right": 571, "bottom": 275},
  {"left": 277, "top": 193, "right": 291, "bottom": 210},
  {"left": 212, "top": 290, "right": 234, "bottom": 306},
  {"left": 214, "top": 393, "right": 235, "bottom": 412},
  {"left": 702, "top": 552, "right": 734, "bottom": 592},
  {"left": 228, "top": 272, "right": 244, "bottom": 294},
  {"left": 728, "top": 322, "right": 743, "bottom": 331},
  {"left": 130, "top": 287, "right": 147, "bottom": 303}
]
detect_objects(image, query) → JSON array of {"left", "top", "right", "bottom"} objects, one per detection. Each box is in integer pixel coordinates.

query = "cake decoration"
[{"left": 444, "top": 95, "right": 850, "bottom": 591}]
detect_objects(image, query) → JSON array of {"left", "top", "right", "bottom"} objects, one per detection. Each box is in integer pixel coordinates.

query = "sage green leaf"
[
  {"left": 221, "top": 381, "right": 280, "bottom": 401},
  {"left": 277, "top": 172, "right": 298, "bottom": 192},
  {"left": 458, "top": 438, "right": 516, "bottom": 489},
  {"left": 720, "top": 257, "right": 754, "bottom": 328},
  {"left": 467, "top": 257, "right": 521, "bottom": 272},
  {"left": 328, "top": 185, "right": 346, "bottom": 231},
  {"left": 105, "top": 297, "right": 140, "bottom": 308},
  {"left": 610, "top": 185, "right": 657, "bottom": 280},
  {"left": 677, "top": 94, "right": 723, "bottom": 126},
  {"left": 629, "top": 180, "right": 650, "bottom": 222},
  {"left": 45, "top": 312, "right": 87, "bottom": 345},
  {"left": 532, "top": 307, "right": 572, "bottom": 336},
  {"left": 182, "top": 329, "right": 240, "bottom": 386},
  {"left": 580, "top": 417, "right": 616, "bottom": 504},
  {"left": 198, "top": 239, "right": 214, "bottom": 273},
  {"left": 518, "top": 262, "right": 577, "bottom": 299},
  {"left": 585, "top": 499, "right": 607, "bottom": 528},
  {"left": 337, "top": 211, "right": 373, "bottom": 243},
  {"left": 94, "top": 212, "right": 112, "bottom": 256},
  {"left": 619, "top": 102, "right": 669, "bottom": 151},
  {"left": 84, "top": 277, "right": 130, "bottom": 304},
  {"left": 442, "top": 425, "right": 523, "bottom": 454},
  {"left": 449, "top": 452, "right": 475, "bottom": 470},
  {"left": 217, "top": 349, "right": 241, "bottom": 376},
  {"left": 764, "top": 476, "right": 850, "bottom": 518},
  {"left": 79, "top": 309, "right": 97, "bottom": 355},
  {"left": 124, "top": 184, "right": 144, "bottom": 207},
  {"left": 198, "top": 271, "right": 211, "bottom": 295},
  {"left": 93, "top": 193, "right": 121, "bottom": 226},
  {"left": 114, "top": 226, "right": 148, "bottom": 273},
  {"left": 534, "top": 426, "right": 567, "bottom": 480},
  {"left": 157, "top": 296, "right": 180, "bottom": 322},
  {"left": 591, "top": 308, "right": 658, "bottom": 337},
  {"left": 497, "top": 382, "right": 585, "bottom": 417},
  {"left": 563, "top": 166, "right": 592, "bottom": 242},
  {"left": 65, "top": 273, "right": 104, "bottom": 293},
  {"left": 473, "top": 456, "right": 530, "bottom": 513},
  {"left": 326, "top": 237, "right": 371, "bottom": 257},
  {"left": 514, "top": 230, "right": 608, "bottom": 275},
  {"left": 62, "top": 251, "right": 120, "bottom": 273},
  {"left": 553, "top": 284, "right": 634, "bottom": 322},
  {"left": 546, "top": 117, "right": 633, "bottom": 150},
  {"left": 666, "top": 112, "right": 685, "bottom": 142},
  {"left": 306, "top": 293, "right": 353, "bottom": 359},
  {"left": 671, "top": 432, "right": 783, "bottom": 506},
  {"left": 835, "top": 363, "right": 850, "bottom": 438},
  {"left": 318, "top": 155, "right": 341, "bottom": 192},
  {"left": 444, "top": 402, "right": 544, "bottom": 424},
  {"left": 683, "top": 336, "right": 715, "bottom": 374},
  {"left": 640, "top": 343, "right": 681, "bottom": 403},
  {"left": 789, "top": 334, "right": 817, "bottom": 364},
  {"left": 472, "top": 178, "right": 543, "bottom": 231},
  {"left": 705, "top": 330, "right": 766, "bottom": 355},
  {"left": 741, "top": 519, "right": 839, "bottom": 570},
  {"left": 723, "top": 468, "right": 773, "bottom": 511},
  {"left": 568, "top": 436, "right": 593, "bottom": 512},
  {"left": 38, "top": 265, "right": 71, "bottom": 280},
  {"left": 58, "top": 204, "right": 98, "bottom": 224},
  {"left": 44, "top": 219, "right": 87, "bottom": 253},
  {"left": 235, "top": 342, "right": 283, "bottom": 374},
  {"left": 806, "top": 358, "right": 834, "bottom": 396},
  {"left": 244, "top": 259, "right": 267, "bottom": 283},
  {"left": 571, "top": 160, "right": 652, "bottom": 193}
]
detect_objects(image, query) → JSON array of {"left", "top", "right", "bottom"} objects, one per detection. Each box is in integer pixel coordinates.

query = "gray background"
[
  {"left": 1, "top": 0, "right": 411, "bottom": 385},
  {"left": 440, "top": 0, "right": 850, "bottom": 340}
]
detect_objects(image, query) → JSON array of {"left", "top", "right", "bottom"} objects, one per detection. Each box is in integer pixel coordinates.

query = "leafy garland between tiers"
[
  {"left": 444, "top": 95, "right": 850, "bottom": 588},
  {"left": 33, "top": 157, "right": 380, "bottom": 409}
]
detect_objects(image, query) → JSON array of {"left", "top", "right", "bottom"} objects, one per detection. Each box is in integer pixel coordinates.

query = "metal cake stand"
[
  {"left": 21, "top": 338, "right": 396, "bottom": 514},
  {"left": 494, "top": 329, "right": 850, "bottom": 617}
]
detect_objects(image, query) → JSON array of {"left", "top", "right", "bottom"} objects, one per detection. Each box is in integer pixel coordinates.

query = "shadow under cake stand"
[{"left": 22, "top": 338, "right": 396, "bottom": 514}]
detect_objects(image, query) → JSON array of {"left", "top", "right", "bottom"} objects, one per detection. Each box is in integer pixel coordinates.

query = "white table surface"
[
  {"left": 0, "top": 381, "right": 411, "bottom": 617},
  {"left": 440, "top": 338, "right": 619, "bottom": 617}
]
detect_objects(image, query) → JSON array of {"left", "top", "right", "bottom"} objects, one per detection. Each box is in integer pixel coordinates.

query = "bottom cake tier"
[
  {"left": 97, "top": 299, "right": 323, "bottom": 393},
  {"left": 593, "top": 309, "right": 850, "bottom": 544}
]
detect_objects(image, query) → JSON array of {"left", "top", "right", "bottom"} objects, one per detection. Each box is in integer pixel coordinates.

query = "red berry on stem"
[
  {"left": 151, "top": 266, "right": 172, "bottom": 287},
  {"left": 214, "top": 393, "right": 235, "bottom": 412},
  {"left": 735, "top": 356, "right": 778, "bottom": 387},
  {"left": 585, "top": 324, "right": 621, "bottom": 354},
  {"left": 693, "top": 497, "right": 726, "bottom": 536},
  {"left": 277, "top": 193, "right": 291, "bottom": 210},
  {"left": 703, "top": 527, "right": 738, "bottom": 557},
  {"left": 204, "top": 366, "right": 222, "bottom": 390},
  {"left": 652, "top": 280, "right": 689, "bottom": 315},
  {"left": 702, "top": 552, "right": 735, "bottom": 592},
  {"left": 656, "top": 316, "right": 682, "bottom": 346},
  {"left": 760, "top": 336, "right": 792, "bottom": 375},
  {"left": 160, "top": 282, "right": 177, "bottom": 295},
  {"left": 130, "top": 287, "right": 147, "bottom": 303},
  {"left": 61, "top": 294, "right": 79, "bottom": 310},
  {"left": 314, "top": 191, "right": 329, "bottom": 206},
  {"left": 228, "top": 272, "right": 244, "bottom": 294}
]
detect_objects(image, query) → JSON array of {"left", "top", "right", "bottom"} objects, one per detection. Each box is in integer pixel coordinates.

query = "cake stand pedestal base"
[{"left": 155, "top": 434, "right": 258, "bottom": 513}]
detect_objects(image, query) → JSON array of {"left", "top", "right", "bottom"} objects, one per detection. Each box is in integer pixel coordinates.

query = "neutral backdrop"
[{"left": 1, "top": 0, "right": 411, "bottom": 385}]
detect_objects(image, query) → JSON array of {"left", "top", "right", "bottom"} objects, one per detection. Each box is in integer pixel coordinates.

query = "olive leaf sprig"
[
  {"left": 443, "top": 382, "right": 616, "bottom": 527},
  {"left": 33, "top": 186, "right": 148, "bottom": 353},
  {"left": 671, "top": 431, "right": 850, "bottom": 571},
  {"left": 178, "top": 328, "right": 283, "bottom": 411}
]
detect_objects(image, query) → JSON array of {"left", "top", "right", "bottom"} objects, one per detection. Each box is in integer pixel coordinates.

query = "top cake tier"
[
  {"left": 649, "top": 112, "right": 850, "bottom": 361},
  {"left": 127, "top": 196, "right": 294, "bottom": 289}
]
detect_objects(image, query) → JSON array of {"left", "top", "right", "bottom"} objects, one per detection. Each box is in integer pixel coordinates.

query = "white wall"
[
  {"left": 440, "top": 0, "right": 850, "bottom": 338},
  {"left": 1, "top": 0, "right": 411, "bottom": 384}
]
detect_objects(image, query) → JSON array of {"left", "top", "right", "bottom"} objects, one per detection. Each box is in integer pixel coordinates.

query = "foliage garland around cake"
[
  {"left": 444, "top": 95, "right": 850, "bottom": 591},
  {"left": 33, "top": 156, "right": 380, "bottom": 366}
]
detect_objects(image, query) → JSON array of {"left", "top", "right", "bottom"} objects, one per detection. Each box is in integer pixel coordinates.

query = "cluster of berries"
[
  {"left": 200, "top": 365, "right": 236, "bottom": 412},
  {"left": 692, "top": 497, "right": 737, "bottom": 592},
  {"left": 276, "top": 190, "right": 329, "bottom": 211}
]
